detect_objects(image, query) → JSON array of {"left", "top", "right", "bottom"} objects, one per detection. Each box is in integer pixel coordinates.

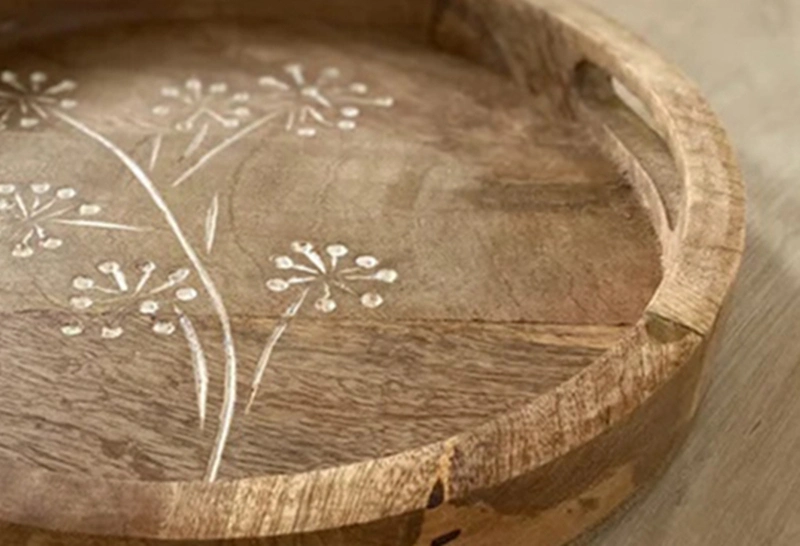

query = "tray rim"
[{"left": 0, "top": 0, "right": 746, "bottom": 540}]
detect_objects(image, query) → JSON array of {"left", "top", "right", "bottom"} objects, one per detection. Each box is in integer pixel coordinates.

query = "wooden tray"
[{"left": 0, "top": 0, "right": 745, "bottom": 544}]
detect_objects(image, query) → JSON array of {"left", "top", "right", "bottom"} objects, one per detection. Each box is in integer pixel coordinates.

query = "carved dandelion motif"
[
  {"left": 0, "top": 70, "right": 77, "bottom": 130},
  {"left": 152, "top": 78, "right": 252, "bottom": 152},
  {"left": 0, "top": 67, "right": 239, "bottom": 480},
  {"left": 62, "top": 260, "right": 209, "bottom": 428},
  {"left": 0, "top": 64, "right": 400, "bottom": 481},
  {"left": 257, "top": 63, "right": 394, "bottom": 138},
  {"left": 248, "top": 241, "right": 399, "bottom": 412},
  {"left": 0, "top": 182, "right": 142, "bottom": 258},
  {"left": 149, "top": 77, "right": 255, "bottom": 172},
  {"left": 62, "top": 261, "right": 200, "bottom": 339}
]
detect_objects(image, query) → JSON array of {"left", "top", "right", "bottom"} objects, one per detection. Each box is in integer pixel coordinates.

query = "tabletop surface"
[{"left": 579, "top": 0, "right": 800, "bottom": 544}]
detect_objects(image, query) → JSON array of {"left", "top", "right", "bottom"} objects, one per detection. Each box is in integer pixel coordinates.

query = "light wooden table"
[{"left": 578, "top": 0, "right": 800, "bottom": 544}]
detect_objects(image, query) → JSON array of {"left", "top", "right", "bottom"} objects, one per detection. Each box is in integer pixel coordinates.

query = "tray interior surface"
[{"left": 0, "top": 19, "right": 661, "bottom": 482}]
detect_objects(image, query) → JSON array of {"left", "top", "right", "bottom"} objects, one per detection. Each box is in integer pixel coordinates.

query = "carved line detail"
[
  {"left": 248, "top": 241, "right": 399, "bottom": 412},
  {"left": 0, "top": 64, "right": 400, "bottom": 482}
]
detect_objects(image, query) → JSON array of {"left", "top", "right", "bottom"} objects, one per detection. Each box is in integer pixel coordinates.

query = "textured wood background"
[{"left": 579, "top": 0, "right": 800, "bottom": 544}]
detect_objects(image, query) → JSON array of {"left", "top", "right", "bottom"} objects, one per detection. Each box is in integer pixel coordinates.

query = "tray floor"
[{"left": 0, "top": 20, "right": 661, "bottom": 480}]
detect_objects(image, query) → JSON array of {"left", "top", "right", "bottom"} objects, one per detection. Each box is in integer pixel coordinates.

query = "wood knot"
[
  {"left": 431, "top": 529, "right": 462, "bottom": 545},
  {"left": 427, "top": 478, "right": 446, "bottom": 509}
]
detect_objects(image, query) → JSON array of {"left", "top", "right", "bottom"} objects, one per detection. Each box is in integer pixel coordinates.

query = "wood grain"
[
  {"left": 0, "top": 0, "right": 745, "bottom": 543},
  {"left": 576, "top": 0, "right": 800, "bottom": 544},
  {"left": 0, "top": 18, "right": 660, "bottom": 483}
]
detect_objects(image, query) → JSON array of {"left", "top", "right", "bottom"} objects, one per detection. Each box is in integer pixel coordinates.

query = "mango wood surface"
[
  {"left": 576, "top": 0, "right": 798, "bottom": 544},
  {"left": 0, "top": 0, "right": 744, "bottom": 544}
]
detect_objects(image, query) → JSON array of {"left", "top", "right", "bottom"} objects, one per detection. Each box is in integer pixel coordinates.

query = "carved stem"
[
  {"left": 55, "top": 111, "right": 237, "bottom": 482},
  {"left": 246, "top": 287, "right": 310, "bottom": 414},
  {"left": 176, "top": 306, "right": 209, "bottom": 431},
  {"left": 171, "top": 111, "right": 280, "bottom": 188}
]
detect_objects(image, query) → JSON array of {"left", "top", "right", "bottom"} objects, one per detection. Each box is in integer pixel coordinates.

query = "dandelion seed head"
[
  {"left": 1, "top": 70, "right": 16, "bottom": 84},
  {"left": 376, "top": 269, "right": 399, "bottom": 283},
  {"left": 176, "top": 287, "right": 198, "bottom": 302},
  {"left": 97, "top": 260, "right": 120, "bottom": 274},
  {"left": 356, "top": 256, "right": 379, "bottom": 269},
  {"left": 315, "top": 298, "right": 337, "bottom": 314},
  {"left": 361, "top": 292, "right": 384, "bottom": 309},
  {"left": 169, "top": 268, "right": 191, "bottom": 284},
  {"left": 341, "top": 107, "right": 360, "bottom": 118},
  {"left": 79, "top": 204, "right": 102, "bottom": 216},
  {"left": 301, "top": 86, "right": 320, "bottom": 98},
  {"left": 61, "top": 324, "right": 84, "bottom": 337},
  {"left": 338, "top": 120, "right": 356, "bottom": 131},
  {"left": 101, "top": 326, "right": 124, "bottom": 340},
  {"left": 12, "top": 244, "right": 33, "bottom": 258},
  {"left": 139, "top": 300, "right": 159, "bottom": 315},
  {"left": 31, "top": 183, "right": 51, "bottom": 194},
  {"left": 30, "top": 71, "right": 47, "bottom": 84},
  {"left": 70, "top": 296, "right": 93, "bottom": 310},
  {"left": 40, "top": 237, "right": 63, "bottom": 250},
  {"left": 185, "top": 78, "right": 202, "bottom": 92},
  {"left": 72, "top": 276, "right": 94, "bottom": 290},
  {"left": 267, "top": 278, "right": 290, "bottom": 292},
  {"left": 153, "top": 321, "right": 176, "bottom": 336},
  {"left": 138, "top": 260, "right": 157, "bottom": 274},
  {"left": 174, "top": 119, "right": 194, "bottom": 131},
  {"left": 265, "top": 240, "right": 399, "bottom": 320},
  {"left": 274, "top": 256, "right": 294, "bottom": 270},
  {"left": 326, "top": 244, "right": 349, "bottom": 258},
  {"left": 291, "top": 241, "right": 313, "bottom": 253},
  {"left": 258, "top": 76, "right": 283, "bottom": 88},
  {"left": 56, "top": 187, "right": 77, "bottom": 199},
  {"left": 350, "top": 83, "right": 368, "bottom": 94},
  {"left": 58, "top": 80, "right": 78, "bottom": 93}
]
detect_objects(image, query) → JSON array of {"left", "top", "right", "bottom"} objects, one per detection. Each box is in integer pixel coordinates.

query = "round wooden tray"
[{"left": 0, "top": 0, "right": 744, "bottom": 544}]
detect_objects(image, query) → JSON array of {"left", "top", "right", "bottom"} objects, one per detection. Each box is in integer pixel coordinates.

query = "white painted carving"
[
  {"left": 204, "top": 193, "right": 220, "bottom": 254},
  {"left": 0, "top": 70, "right": 77, "bottom": 130},
  {"left": 152, "top": 78, "right": 252, "bottom": 154},
  {"left": 0, "top": 64, "right": 399, "bottom": 482},
  {"left": 62, "top": 261, "right": 196, "bottom": 338},
  {"left": 258, "top": 63, "right": 394, "bottom": 137},
  {"left": 247, "top": 242, "right": 399, "bottom": 412},
  {"left": 62, "top": 261, "right": 210, "bottom": 430},
  {"left": 169, "top": 64, "right": 395, "bottom": 187},
  {"left": 53, "top": 108, "right": 239, "bottom": 483},
  {"left": 0, "top": 182, "right": 143, "bottom": 258},
  {"left": 145, "top": 78, "right": 256, "bottom": 172},
  {"left": 169, "top": 111, "right": 279, "bottom": 188},
  {"left": 176, "top": 306, "right": 209, "bottom": 430}
]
